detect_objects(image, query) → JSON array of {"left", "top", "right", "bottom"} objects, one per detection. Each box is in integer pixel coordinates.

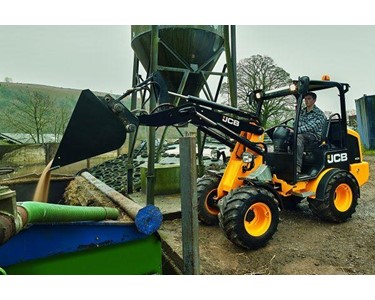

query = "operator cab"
[{"left": 249, "top": 76, "right": 356, "bottom": 184}]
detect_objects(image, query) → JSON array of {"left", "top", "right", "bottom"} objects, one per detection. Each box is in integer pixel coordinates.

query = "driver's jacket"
[{"left": 297, "top": 105, "right": 326, "bottom": 139}]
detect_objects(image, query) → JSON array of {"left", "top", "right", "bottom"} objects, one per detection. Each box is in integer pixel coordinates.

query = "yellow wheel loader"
[{"left": 51, "top": 75, "right": 369, "bottom": 250}]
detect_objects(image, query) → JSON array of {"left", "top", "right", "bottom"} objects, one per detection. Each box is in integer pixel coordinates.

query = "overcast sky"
[{"left": 1, "top": 2, "right": 374, "bottom": 113}]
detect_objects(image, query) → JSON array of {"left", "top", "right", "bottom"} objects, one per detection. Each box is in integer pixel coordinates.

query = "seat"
[
  {"left": 325, "top": 114, "right": 342, "bottom": 148},
  {"left": 304, "top": 113, "right": 341, "bottom": 152},
  {"left": 302, "top": 114, "right": 342, "bottom": 175}
]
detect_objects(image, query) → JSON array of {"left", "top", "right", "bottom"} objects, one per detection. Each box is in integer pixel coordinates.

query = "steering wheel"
[
  {"left": 279, "top": 124, "right": 294, "bottom": 132},
  {"left": 266, "top": 118, "right": 294, "bottom": 135}
]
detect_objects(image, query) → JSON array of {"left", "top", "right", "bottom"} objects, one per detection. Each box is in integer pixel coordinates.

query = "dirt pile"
[{"left": 64, "top": 175, "right": 133, "bottom": 222}]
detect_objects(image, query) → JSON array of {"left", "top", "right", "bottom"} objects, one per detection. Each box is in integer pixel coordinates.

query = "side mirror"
[
  {"left": 297, "top": 76, "right": 310, "bottom": 96},
  {"left": 248, "top": 89, "right": 263, "bottom": 106},
  {"left": 247, "top": 91, "right": 255, "bottom": 106}
]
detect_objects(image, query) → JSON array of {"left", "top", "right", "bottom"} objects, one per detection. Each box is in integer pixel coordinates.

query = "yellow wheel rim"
[
  {"left": 334, "top": 183, "right": 353, "bottom": 212},
  {"left": 244, "top": 202, "right": 272, "bottom": 237},
  {"left": 205, "top": 189, "right": 219, "bottom": 215}
]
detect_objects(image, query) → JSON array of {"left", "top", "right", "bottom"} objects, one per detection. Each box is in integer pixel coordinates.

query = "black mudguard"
[{"left": 315, "top": 168, "right": 360, "bottom": 200}]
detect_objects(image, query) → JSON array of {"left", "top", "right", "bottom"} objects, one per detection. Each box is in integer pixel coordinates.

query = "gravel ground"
[
  {"left": 18, "top": 154, "right": 374, "bottom": 275},
  {"left": 157, "top": 155, "right": 375, "bottom": 275}
]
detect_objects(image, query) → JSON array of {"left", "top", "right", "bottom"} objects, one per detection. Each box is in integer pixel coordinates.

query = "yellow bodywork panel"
[
  {"left": 272, "top": 175, "right": 308, "bottom": 197},
  {"left": 215, "top": 127, "right": 370, "bottom": 201},
  {"left": 347, "top": 128, "right": 370, "bottom": 187},
  {"left": 273, "top": 161, "right": 369, "bottom": 200},
  {"left": 348, "top": 129, "right": 364, "bottom": 161},
  {"left": 217, "top": 131, "right": 264, "bottom": 198},
  {"left": 273, "top": 169, "right": 333, "bottom": 199},
  {"left": 350, "top": 162, "right": 369, "bottom": 187}
]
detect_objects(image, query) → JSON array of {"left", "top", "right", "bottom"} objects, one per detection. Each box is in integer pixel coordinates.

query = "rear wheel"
[
  {"left": 197, "top": 175, "right": 221, "bottom": 225},
  {"left": 218, "top": 186, "right": 279, "bottom": 250},
  {"left": 307, "top": 170, "right": 359, "bottom": 222}
]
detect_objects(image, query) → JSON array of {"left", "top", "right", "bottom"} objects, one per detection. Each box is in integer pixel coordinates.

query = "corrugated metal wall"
[{"left": 355, "top": 95, "right": 375, "bottom": 149}]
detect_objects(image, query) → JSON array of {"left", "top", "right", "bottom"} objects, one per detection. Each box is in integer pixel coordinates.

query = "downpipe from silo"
[
  {"left": 0, "top": 205, "right": 27, "bottom": 245},
  {"left": 0, "top": 213, "right": 17, "bottom": 245}
]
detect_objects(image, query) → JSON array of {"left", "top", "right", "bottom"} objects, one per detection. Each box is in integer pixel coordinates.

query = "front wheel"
[
  {"left": 197, "top": 175, "right": 221, "bottom": 225},
  {"left": 219, "top": 186, "right": 279, "bottom": 250},
  {"left": 307, "top": 170, "right": 359, "bottom": 222}
]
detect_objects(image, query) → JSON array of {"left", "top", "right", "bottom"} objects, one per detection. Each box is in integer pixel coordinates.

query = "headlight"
[
  {"left": 289, "top": 83, "right": 297, "bottom": 91},
  {"left": 242, "top": 152, "right": 253, "bottom": 163}
]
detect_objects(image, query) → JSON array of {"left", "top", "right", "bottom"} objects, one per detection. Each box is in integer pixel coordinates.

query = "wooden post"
[
  {"left": 81, "top": 172, "right": 163, "bottom": 235},
  {"left": 179, "top": 135, "right": 200, "bottom": 275}
]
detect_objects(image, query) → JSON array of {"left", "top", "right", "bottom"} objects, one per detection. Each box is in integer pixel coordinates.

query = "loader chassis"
[
  {"left": 52, "top": 76, "right": 370, "bottom": 250},
  {"left": 191, "top": 77, "right": 368, "bottom": 249}
]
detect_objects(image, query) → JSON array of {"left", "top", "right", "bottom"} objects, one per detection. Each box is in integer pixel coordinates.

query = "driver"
[{"left": 296, "top": 92, "right": 326, "bottom": 174}]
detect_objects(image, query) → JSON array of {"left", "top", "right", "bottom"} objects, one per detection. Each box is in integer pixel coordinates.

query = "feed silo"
[{"left": 131, "top": 25, "right": 225, "bottom": 99}]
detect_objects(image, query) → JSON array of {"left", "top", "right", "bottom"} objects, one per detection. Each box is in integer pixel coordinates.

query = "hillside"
[
  {"left": 0, "top": 82, "right": 80, "bottom": 107},
  {"left": 0, "top": 81, "right": 117, "bottom": 108},
  {"left": 0, "top": 82, "right": 185, "bottom": 140},
  {"left": 0, "top": 82, "right": 121, "bottom": 132}
]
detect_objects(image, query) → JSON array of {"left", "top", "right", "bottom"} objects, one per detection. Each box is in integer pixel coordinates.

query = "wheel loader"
[{"left": 51, "top": 74, "right": 369, "bottom": 250}]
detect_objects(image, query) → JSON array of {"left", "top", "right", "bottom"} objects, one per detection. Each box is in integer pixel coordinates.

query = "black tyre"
[
  {"left": 197, "top": 175, "right": 221, "bottom": 225},
  {"left": 307, "top": 170, "right": 359, "bottom": 222},
  {"left": 218, "top": 186, "right": 279, "bottom": 250}
]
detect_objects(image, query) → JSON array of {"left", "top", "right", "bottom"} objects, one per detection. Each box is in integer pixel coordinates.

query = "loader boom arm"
[{"left": 52, "top": 81, "right": 267, "bottom": 169}]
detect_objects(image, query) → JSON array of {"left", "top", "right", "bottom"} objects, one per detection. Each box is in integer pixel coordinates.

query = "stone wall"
[
  {"left": 0, "top": 145, "right": 22, "bottom": 160},
  {"left": 0, "top": 143, "right": 122, "bottom": 166},
  {"left": 1, "top": 144, "right": 47, "bottom": 164}
]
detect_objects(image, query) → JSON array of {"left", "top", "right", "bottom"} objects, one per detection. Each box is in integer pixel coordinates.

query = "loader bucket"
[{"left": 51, "top": 90, "right": 127, "bottom": 169}]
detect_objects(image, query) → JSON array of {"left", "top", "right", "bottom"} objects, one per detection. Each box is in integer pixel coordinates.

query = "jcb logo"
[
  {"left": 327, "top": 153, "right": 348, "bottom": 164},
  {"left": 222, "top": 116, "right": 240, "bottom": 127}
]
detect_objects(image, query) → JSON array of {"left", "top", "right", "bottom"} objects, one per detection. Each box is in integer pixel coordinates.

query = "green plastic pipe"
[{"left": 18, "top": 202, "right": 119, "bottom": 224}]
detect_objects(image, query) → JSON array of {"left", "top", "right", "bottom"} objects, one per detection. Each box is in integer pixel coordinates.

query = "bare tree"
[
  {"left": 222, "top": 55, "right": 294, "bottom": 128},
  {"left": 3, "top": 90, "right": 55, "bottom": 143},
  {"left": 50, "top": 101, "right": 71, "bottom": 142}
]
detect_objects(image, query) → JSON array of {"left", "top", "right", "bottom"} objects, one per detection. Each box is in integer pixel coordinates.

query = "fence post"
[{"left": 179, "top": 135, "right": 200, "bottom": 275}]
